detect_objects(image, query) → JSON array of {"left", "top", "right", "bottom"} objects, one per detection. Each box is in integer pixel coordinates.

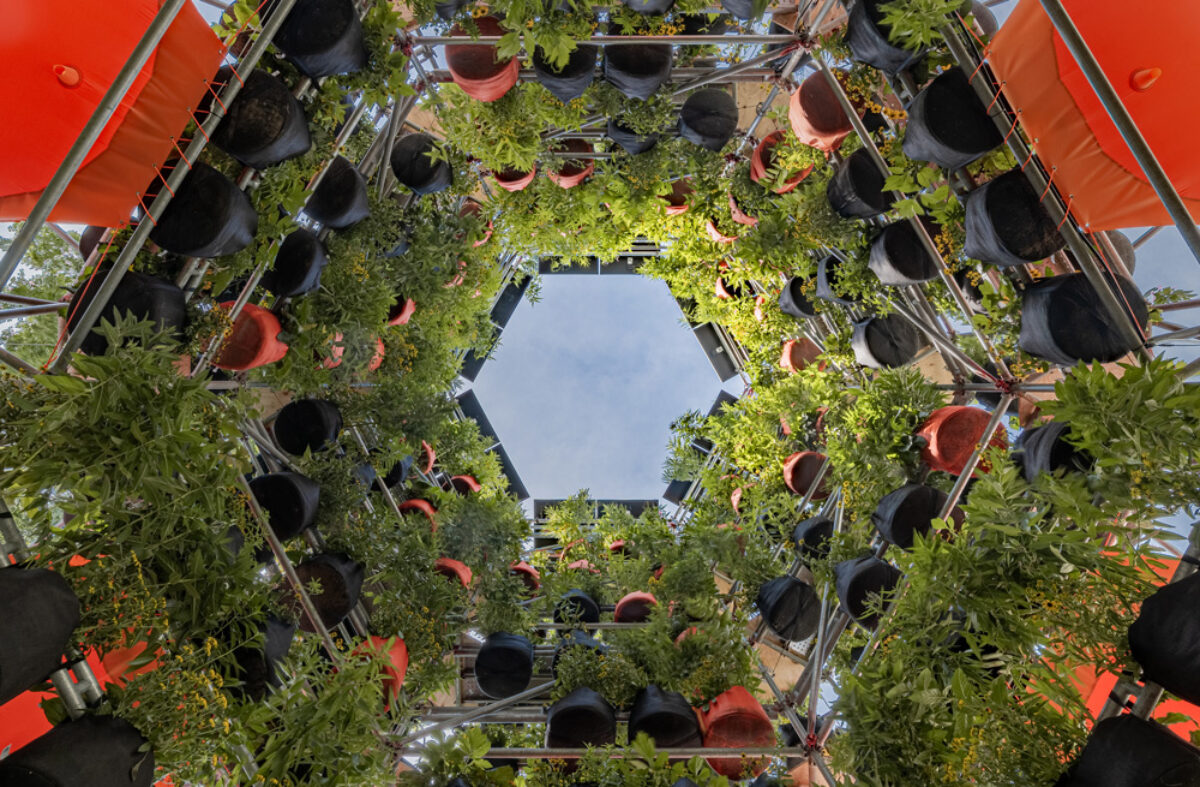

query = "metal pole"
[
  {"left": 411, "top": 34, "right": 797, "bottom": 46},
  {"left": 393, "top": 681, "right": 556, "bottom": 744},
  {"left": 0, "top": 303, "right": 67, "bottom": 321},
  {"left": 1133, "top": 227, "right": 1163, "bottom": 249},
  {"left": 1039, "top": 0, "right": 1200, "bottom": 266},
  {"left": 0, "top": 0, "right": 189, "bottom": 291},
  {"left": 396, "top": 746, "right": 799, "bottom": 757},
  {"left": 0, "top": 347, "right": 41, "bottom": 376},
  {"left": 0, "top": 293, "right": 65, "bottom": 307}
]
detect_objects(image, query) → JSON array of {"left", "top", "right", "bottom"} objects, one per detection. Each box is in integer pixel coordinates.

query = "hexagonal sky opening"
[{"left": 462, "top": 268, "right": 740, "bottom": 509}]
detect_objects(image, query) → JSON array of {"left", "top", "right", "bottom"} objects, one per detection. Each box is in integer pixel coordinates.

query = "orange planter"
[
  {"left": 915, "top": 405, "right": 1007, "bottom": 475},
  {"left": 701, "top": 686, "right": 774, "bottom": 778},
  {"left": 788, "top": 70, "right": 854, "bottom": 152},
  {"left": 509, "top": 560, "right": 541, "bottom": 592},
  {"left": 750, "top": 131, "right": 812, "bottom": 194},
  {"left": 547, "top": 139, "right": 595, "bottom": 188},
  {"left": 434, "top": 557, "right": 472, "bottom": 588},
  {"left": 445, "top": 16, "right": 518, "bottom": 102},
  {"left": 399, "top": 498, "right": 437, "bottom": 529},
  {"left": 662, "top": 180, "right": 693, "bottom": 215},
  {"left": 387, "top": 296, "right": 416, "bottom": 327},
  {"left": 780, "top": 337, "right": 823, "bottom": 373},
  {"left": 212, "top": 302, "right": 288, "bottom": 371},
  {"left": 449, "top": 474, "right": 481, "bottom": 495},
  {"left": 354, "top": 635, "right": 409, "bottom": 707},
  {"left": 705, "top": 219, "right": 738, "bottom": 244},
  {"left": 420, "top": 440, "right": 436, "bottom": 474},
  {"left": 614, "top": 591, "right": 657, "bottom": 623},
  {"left": 493, "top": 167, "right": 536, "bottom": 192},
  {"left": 729, "top": 193, "right": 758, "bottom": 227},
  {"left": 783, "top": 451, "right": 830, "bottom": 498}
]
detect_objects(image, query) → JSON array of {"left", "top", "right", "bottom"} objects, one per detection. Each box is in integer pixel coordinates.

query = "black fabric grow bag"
[
  {"left": 756, "top": 575, "right": 820, "bottom": 641},
  {"left": 391, "top": 133, "right": 453, "bottom": 195},
  {"left": 554, "top": 589, "right": 601, "bottom": 626},
  {"left": 262, "top": 228, "right": 327, "bottom": 297},
  {"left": 963, "top": 169, "right": 1066, "bottom": 268},
  {"left": 67, "top": 269, "right": 187, "bottom": 356},
  {"left": 679, "top": 88, "right": 738, "bottom": 151},
  {"left": 248, "top": 472, "right": 320, "bottom": 540},
  {"left": 607, "top": 118, "right": 659, "bottom": 155},
  {"left": 294, "top": 553, "right": 364, "bottom": 632},
  {"left": 1020, "top": 421, "right": 1092, "bottom": 483},
  {"left": 273, "top": 398, "right": 343, "bottom": 455},
  {"left": 827, "top": 148, "right": 895, "bottom": 219},
  {"left": 0, "top": 567, "right": 80, "bottom": 706},
  {"left": 306, "top": 155, "right": 369, "bottom": 229},
  {"left": 211, "top": 67, "right": 311, "bottom": 170},
  {"left": 680, "top": 13, "right": 730, "bottom": 35},
  {"left": 231, "top": 615, "right": 296, "bottom": 700},
  {"left": 721, "top": 0, "right": 759, "bottom": 20},
  {"left": 778, "top": 276, "right": 818, "bottom": 319},
  {"left": 845, "top": 0, "right": 924, "bottom": 75},
  {"left": 629, "top": 686, "right": 702, "bottom": 748},
  {"left": 475, "top": 632, "right": 534, "bottom": 699},
  {"left": 868, "top": 219, "right": 940, "bottom": 285},
  {"left": 623, "top": 0, "right": 674, "bottom": 14},
  {"left": 835, "top": 555, "right": 901, "bottom": 630},
  {"left": 377, "top": 455, "right": 414, "bottom": 492},
  {"left": 0, "top": 714, "right": 153, "bottom": 787},
  {"left": 552, "top": 630, "right": 609, "bottom": 675},
  {"left": 435, "top": 0, "right": 470, "bottom": 19},
  {"left": 902, "top": 66, "right": 1002, "bottom": 170},
  {"left": 871, "top": 484, "right": 951, "bottom": 549},
  {"left": 533, "top": 44, "right": 598, "bottom": 104},
  {"left": 604, "top": 34, "right": 672, "bottom": 100},
  {"left": 815, "top": 255, "right": 861, "bottom": 306},
  {"left": 147, "top": 162, "right": 257, "bottom": 257},
  {"left": 263, "top": 0, "right": 367, "bottom": 78},
  {"left": 1056, "top": 715, "right": 1200, "bottom": 787},
  {"left": 546, "top": 687, "right": 617, "bottom": 748},
  {"left": 1018, "top": 272, "right": 1148, "bottom": 365},
  {"left": 1129, "top": 572, "right": 1200, "bottom": 707},
  {"left": 852, "top": 314, "right": 920, "bottom": 369},
  {"left": 79, "top": 225, "right": 105, "bottom": 260},
  {"left": 793, "top": 516, "right": 834, "bottom": 563}
]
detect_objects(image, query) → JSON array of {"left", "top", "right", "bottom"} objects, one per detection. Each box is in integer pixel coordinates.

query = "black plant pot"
[
  {"left": 435, "top": 0, "right": 470, "bottom": 19},
  {"left": 294, "top": 553, "right": 364, "bottom": 632},
  {"left": 306, "top": 155, "right": 369, "bottom": 230},
  {"left": 604, "top": 35, "right": 672, "bottom": 100},
  {"left": 272, "top": 398, "right": 343, "bottom": 455},
  {"left": 546, "top": 687, "right": 617, "bottom": 748},
  {"left": 755, "top": 576, "right": 820, "bottom": 642},
  {"left": 376, "top": 455, "right": 414, "bottom": 492},
  {"left": 533, "top": 44, "right": 598, "bottom": 104},
  {"left": 475, "top": 632, "right": 535, "bottom": 699},
  {"left": 778, "top": 276, "right": 819, "bottom": 319},
  {"left": 231, "top": 615, "right": 296, "bottom": 701},
  {"left": 1018, "top": 272, "right": 1148, "bottom": 365},
  {"left": 964, "top": 169, "right": 1066, "bottom": 268},
  {"left": 67, "top": 269, "right": 187, "bottom": 356},
  {"left": 0, "top": 567, "right": 80, "bottom": 706},
  {"left": 629, "top": 686, "right": 702, "bottom": 748},
  {"left": 1056, "top": 715, "right": 1200, "bottom": 787},
  {"left": 552, "top": 630, "right": 609, "bottom": 675},
  {"left": 827, "top": 148, "right": 895, "bottom": 219},
  {"left": 679, "top": 88, "right": 738, "bottom": 151},
  {"left": 955, "top": 266, "right": 986, "bottom": 313},
  {"left": 793, "top": 516, "right": 834, "bottom": 563},
  {"left": 79, "top": 225, "right": 106, "bottom": 260},
  {"left": 147, "top": 162, "right": 257, "bottom": 257},
  {"left": 1020, "top": 421, "right": 1092, "bottom": 483},
  {"left": 262, "top": 228, "right": 328, "bottom": 297},
  {"left": 623, "top": 0, "right": 674, "bottom": 13},
  {"left": 835, "top": 555, "right": 901, "bottom": 630},
  {"left": 248, "top": 472, "right": 321, "bottom": 541},
  {"left": 721, "top": 0, "right": 758, "bottom": 20},
  {"left": 391, "top": 133, "right": 453, "bottom": 195},
  {"left": 1129, "top": 572, "right": 1200, "bottom": 707},
  {"left": 845, "top": 0, "right": 924, "bottom": 75},
  {"left": 902, "top": 66, "right": 1002, "bottom": 170},
  {"left": 263, "top": 0, "right": 368, "bottom": 78},
  {"left": 815, "top": 255, "right": 861, "bottom": 306},
  {"left": 554, "top": 589, "right": 601, "bottom": 626},
  {"left": 871, "top": 484, "right": 953, "bottom": 550},
  {"left": 680, "top": 13, "right": 730, "bottom": 35},
  {"left": 868, "top": 220, "right": 940, "bottom": 285},
  {"left": 607, "top": 118, "right": 659, "bottom": 155},
  {"left": 0, "top": 714, "right": 154, "bottom": 787},
  {"left": 852, "top": 314, "right": 920, "bottom": 369},
  {"left": 212, "top": 67, "right": 311, "bottom": 170}
]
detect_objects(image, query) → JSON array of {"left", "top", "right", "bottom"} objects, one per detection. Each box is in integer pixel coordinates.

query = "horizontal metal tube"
[{"left": 412, "top": 34, "right": 796, "bottom": 45}]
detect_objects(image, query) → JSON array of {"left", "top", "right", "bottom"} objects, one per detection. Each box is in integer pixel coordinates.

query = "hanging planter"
[
  {"left": 679, "top": 88, "right": 738, "bottom": 152},
  {"left": 306, "top": 155, "right": 369, "bottom": 230},
  {"left": 458, "top": 200, "right": 493, "bottom": 247},
  {"left": 749, "top": 131, "right": 812, "bottom": 194},
  {"left": 247, "top": 472, "right": 320, "bottom": 541},
  {"left": 552, "top": 630, "right": 608, "bottom": 676},
  {"left": 211, "top": 67, "right": 311, "bottom": 170},
  {"left": 778, "top": 276, "right": 819, "bottom": 320},
  {"left": 399, "top": 498, "right": 438, "bottom": 529},
  {"left": 705, "top": 219, "right": 739, "bottom": 245},
  {"left": 614, "top": 591, "right": 657, "bottom": 623},
  {"left": 509, "top": 560, "right": 541, "bottom": 592},
  {"left": 388, "top": 295, "right": 417, "bottom": 327},
  {"left": 475, "top": 632, "right": 535, "bottom": 699},
  {"left": 547, "top": 687, "right": 617, "bottom": 748},
  {"left": 1056, "top": 715, "right": 1200, "bottom": 787},
  {"left": 391, "top": 133, "right": 453, "bottom": 195},
  {"left": 445, "top": 16, "right": 519, "bottom": 102},
  {"left": 845, "top": 0, "right": 924, "bottom": 76},
  {"left": 212, "top": 302, "right": 289, "bottom": 372},
  {"left": 814, "top": 254, "right": 861, "bottom": 306},
  {"left": 702, "top": 686, "right": 775, "bottom": 778},
  {"left": 547, "top": 139, "right": 596, "bottom": 189},
  {"left": 354, "top": 635, "right": 408, "bottom": 707},
  {"left": 449, "top": 475, "right": 481, "bottom": 495},
  {"left": 421, "top": 440, "right": 436, "bottom": 475},
  {"left": 780, "top": 337, "right": 822, "bottom": 373},
  {"left": 1019, "top": 421, "right": 1092, "bottom": 483},
  {"left": 67, "top": 269, "right": 187, "bottom": 356},
  {"left": 607, "top": 118, "right": 659, "bottom": 155},
  {"left": 262, "top": 0, "right": 367, "bottom": 78},
  {"left": 293, "top": 553, "right": 364, "bottom": 632},
  {"left": 870, "top": 484, "right": 963, "bottom": 549},
  {"left": 272, "top": 398, "right": 342, "bottom": 455},
  {"left": 827, "top": 148, "right": 895, "bottom": 219},
  {"left": 0, "top": 714, "right": 154, "bottom": 787},
  {"left": 834, "top": 555, "right": 901, "bottom": 629},
  {"left": 916, "top": 405, "right": 1007, "bottom": 475},
  {"left": 230, "top": 615, "right": 296, "bottom": 700},
  {"left": 492, "top": 166, "right": 536, "bottom": 193},
  {"left": 793, "top": 516, "right": 834, "bottom": 562},
  {"left": 661, "top": 180, "right": 693, "bottom": 215},
  {"left": 375, "top": 455, "right": 413, "bottom": 493},
  {"left": 783, "top": 450, "right": 829, "bottom": 499},
  {"left": 629, "top": 686, "right": 702, "bottom": 749},
  {"left": 868, "top": 219, "right": 940, "bottom": 285},
  {"left": 0, "top": 567, "right": 79, "bottom": 706},
  {"left": 963, "top": 169, "right": 1066, "bottom": 268},
  {"left": 1129, "top": 572, "right": 1200, "bottom": 706},
  {"left": 146, "top": 161, "right": 257, "bottom": 257},
  {"left": 262, "top": 228, "right": 327, "bottom": 297},
  {"left": 851, "top": 314, "right": 921, "bottom": 369},
  {"left": 1018, "top": 272, "right": 1148, "bottom": 365},
  {"left": 435, "top": 557, "right": 473, "bottom": 588},
  {"left": 729, "top": 193, "right": 758, "bottom": 227},
  {"left": 903, "top": 67, "right": 1003, "bottom": 170},
  {"left": 756, "top": 575, "right": 820, "bottom": 642},
  {"left": 533, "top": 44, "right": 598, "bottom": 104},
  {"left": 788, "top": 70, "right": 853, "bottom": 153},
  {"left": 604, "top": 30, "right": 671, "bottom": 100},
  {"left": 554, "top": 589, "right": 601, "bottom": 626},
  {"left": 715, "top": 273, "right": 746, "bottom": 300}
]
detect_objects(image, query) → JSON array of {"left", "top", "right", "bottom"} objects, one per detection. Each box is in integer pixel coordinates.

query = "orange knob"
[
  {"left": 1130, "top": 67, "right": 1163, "bottom": 92},
  {"left": 53, "top": 64, "right": 81, "bottom": 87}
]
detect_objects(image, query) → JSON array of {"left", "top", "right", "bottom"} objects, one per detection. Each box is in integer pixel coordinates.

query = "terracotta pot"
[
  {"left": 449, "top": 474, "right": 481, "bottom": 495},
  {"left": 387, "top": 296, "right": 417, "bottom": 327},
  {"left": 509, "top": 560, "right": 541, "bottom": 592},
  {"left": 705, "top": 219, "right": 738, "bottom": 244},
  {"left": 458, "top": 200, "right": 493, "bottom": 246},
  {"left": 399, "top": 498, "right": 438, "bottom": 529},
  {"left": 780, "top": 337, "right": 822, "bottom": 373},
  {"left": 493, "top": 166, "right": 536, "bottom": 192},
  {"left": 702, "top": 686, "right": 774, "bottom": 778},
  {"left": 749, "top": 131, "right": 812, "bottom": 194},
  {"left": 434, "top": 557, "right": 473, "bottom": 588},
  {"left": 445, "top": 16, "right": 519, "bottom": 102},
  {"left": 420, "top": 440, "right": 436, "bottom": 474},
  {"left": 783, "top": 450, "right": 829, "bottom": 499},
  {"left": 355, "top": 635, "right": 408, "bottom": 706},
  {"left": 213, "top": 302, "right": 289, "bottom": 371},
  {"left": 661, "top": 180, "right": 692, "bottom": 215},
  {"left": 788, "top": 70, "right": 853, "bottom": 152},
  {"left": 614, "top": 591, "right": 657, "bottom": 623},
  {"left": 547, "top": 139, "right": 595, "bottom": 188},
  {"left": 916, "top": 405, "right": 1007, "bottom": 475},
  {"left": 729, "top": 192, "right": 758, "bottom": 227}
]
